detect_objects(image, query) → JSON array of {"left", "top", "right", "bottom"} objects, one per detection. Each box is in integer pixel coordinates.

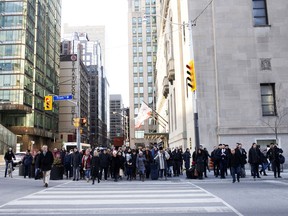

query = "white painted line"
[{"left": 187, "top": 182, "right": 244, "bottom": 216}]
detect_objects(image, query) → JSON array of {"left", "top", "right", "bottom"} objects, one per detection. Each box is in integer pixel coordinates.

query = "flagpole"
[{"left": 142, "top": 101, "right": 168, "bottom": 124}]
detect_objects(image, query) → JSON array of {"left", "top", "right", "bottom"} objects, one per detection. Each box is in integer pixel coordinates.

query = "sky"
[{"left": 61, "top": 0, "right": 129, "bottom": 106}]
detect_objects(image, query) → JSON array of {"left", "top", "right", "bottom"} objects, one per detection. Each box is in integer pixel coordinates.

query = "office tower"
[
  {"left": 0, "top": 0, "right": 61, "bottom": 151},
  {"left": 128, "top": 0, "right": 158, "bottom": 148}
]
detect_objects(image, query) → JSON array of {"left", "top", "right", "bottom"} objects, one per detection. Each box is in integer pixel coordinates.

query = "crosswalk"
[{"left": 0, "top": 180, "right": 242, "bottom": 215}]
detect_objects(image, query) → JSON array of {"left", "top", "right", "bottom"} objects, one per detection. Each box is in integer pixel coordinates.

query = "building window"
[
  {"left": 135, "top": 130, "right": 144, "bottom": 139},
  {"left": 252, "top": 0, "right": 268, "bottom": 26},
  {"left": 260, "top": 84, "right": 276, "bottom": 116}
]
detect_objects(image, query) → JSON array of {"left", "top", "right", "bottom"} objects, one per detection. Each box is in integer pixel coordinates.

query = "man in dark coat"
[
  {"left": 38, "top": 145, "right": 54, "bottom": 187},
  {"left": 248, "top": 143, "right": 261, "bottom": 180},
  {"left": 71, "top": 147, "right": 82, "bottom": 181},
  {"left": 22, "top": 149, "right": 33, "bottom": 178},
  {"left": 229, "top": 148, "right": 242, "bottom": 183},
  {"left": 172, "top": 147, "right": 182, "bottom": 176},
  {"left": 267, "top": 143, "right": 283, "bottom": 178},
  {"left": 217, "top": 144, "right": 229, "bottom": 179},
  {"left": 99, "top": 149, "right": 111, "bottom": 181},
  {"left": 182, "top": 148, "right": 191, "bottom": 171}
]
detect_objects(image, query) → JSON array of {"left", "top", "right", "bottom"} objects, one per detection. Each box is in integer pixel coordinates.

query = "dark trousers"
[
  {"left": 272, "top": 161, "right": 281, "bottom": 177},
  {"left": 251, "top": 163, "right": 260, "bottom": 178},
  {"left": 100, "top": 167, "right": 108, "bottom": 180},
  {"left": 213, "top": 160, "right": 220, "bottom": 177},
  {"left": 231, "top": 165, "right": 241, "bottom": 182},
  {"left": 173, "top": 161, "right": 181, "bottom": 176},
  {"left": 220, "top": 160, "right": 227, "bottom": 178},
  {"left": 145, "top": 163, "right": 151, "bottom": 178},
  {"left": 24, "top": 164, "right": 31, "bottom": 178}
]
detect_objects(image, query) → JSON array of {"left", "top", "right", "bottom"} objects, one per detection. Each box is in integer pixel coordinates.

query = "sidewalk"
[{"left": 182, "top": 168, "right": 288, "bottom": 183}]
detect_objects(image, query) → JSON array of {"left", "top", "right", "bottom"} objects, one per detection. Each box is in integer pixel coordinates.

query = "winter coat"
[
  {"left": 183, "top": 151, "right": 191, "bottom": 169},
  {"left": 99, "top": 153, "right": 111, "bottom": 168},
  {"left": 91, "top": 156, "right": 100, "bottom": 178},
  {"left": 82, "top": 154, "right": 92, "bottom": 170},
  {"left": 229, "top": 149, "right": 242, "bottom": 168},
  {"left": 23, "top": 154, "right": 33, "bottom": 166},
  {"left": 154, "top": 151, "right": 169, "bottom": 170},
  {"left": 172, "top": 150, "right": 182, "bottom": 162},
  {"left": 267, "top": 146, "right": 283, "bottom": 162},
  {"left": 248, "top": 147, "right": 261, "bottom": 164},
  {"left": 71, "top": 151, "right": 82, "bottom": 168},
  {"left": 38, "top": 151, "right": 54, "bottom": 171},
  {"left": 195, "top": 150, "right": 205, "bottom": 173},
  {"left": 4, "top": 151, "right": 15, "bottom": 161},
  {"left": 136, "top": 155, "right": 146, "bottom": 173},
  {"left": 111, "top": 155, "right": 120, "bottom": 173}
]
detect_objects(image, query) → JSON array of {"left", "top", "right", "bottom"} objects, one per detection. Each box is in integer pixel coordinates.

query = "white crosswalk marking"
[{"left": 0, "top": 181, "right": 240, "bottom": 215}]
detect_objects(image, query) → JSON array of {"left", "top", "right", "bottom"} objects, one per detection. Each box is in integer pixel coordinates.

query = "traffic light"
[
  {"left": 186, "top": 60, "right": 197, "bottom": 91},
  {"left": 80, "top": 118, "right": 87, "bottom": 127},
  {"left": 44, "top": 96, "right": 53, "bottom": 110},
  {"left": 73, "top": 118, "right": 80, "bottom": 128}
]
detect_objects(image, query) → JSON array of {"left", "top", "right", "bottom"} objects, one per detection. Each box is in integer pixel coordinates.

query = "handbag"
[{"left": 278, "top": 154, "right": 285, "bottom": 164}]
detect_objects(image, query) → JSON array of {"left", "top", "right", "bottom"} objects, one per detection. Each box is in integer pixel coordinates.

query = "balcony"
[
  {"left": 162, "top": 76, "right": 169, "bottom": 98},
  {"left": 167, "top": 58, "right": 175, "bottom": 84}
]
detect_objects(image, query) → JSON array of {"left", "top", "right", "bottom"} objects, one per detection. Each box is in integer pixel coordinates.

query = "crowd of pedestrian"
[{"left": 3, "top": 142, "right": 285, "bottom": 186}]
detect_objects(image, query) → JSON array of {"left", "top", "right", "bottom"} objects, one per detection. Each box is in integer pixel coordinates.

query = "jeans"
[
  {"left": 231, "top": 165, "right": 241, "bottom": 182},
  {"left": 84, "top": 169, "right": 91, "bottom": 180},
  {"left": 73, "top": 166, "right": 80, "bottom": 180}
]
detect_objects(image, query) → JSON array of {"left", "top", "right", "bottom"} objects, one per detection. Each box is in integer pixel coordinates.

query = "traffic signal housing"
[
  {"left": 73, "top": 118, "right": 80, "bottom": 128},
  {"left": 44, "top": 96, "right": 53, "bottom": 110},
  {"left": 80, "top": 118, "right": 87, "bottom": 127},
  {"left": 186, "top": 60, "right": 197, "bottom": 92}
]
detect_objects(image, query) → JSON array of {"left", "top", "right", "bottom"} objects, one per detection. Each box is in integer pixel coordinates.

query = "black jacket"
[
  {"left": 229, "top": 149, "right": 242, "bottom": 167},
  {"left": 71, "top": 151, "right": 82, "bottom": 167},
  {"left": 4, "top": 151, "right": 15, "bottom": 161},
  {"left": 99, "top": 153, "right": 111, "bottom": 168},
  {"left": 248, "top": 147, "right": 261, "bottom": 164},
  {"left": 91, "top": 156, "right": 101, "bottom": 177},
  {"left": 38, "top": 151, "right": 54, "bottom": 171}
]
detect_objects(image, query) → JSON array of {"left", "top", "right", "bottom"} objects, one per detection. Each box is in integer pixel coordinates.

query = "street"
[{"left": 0, "top": 166, "right": 288, "bottom": 216}]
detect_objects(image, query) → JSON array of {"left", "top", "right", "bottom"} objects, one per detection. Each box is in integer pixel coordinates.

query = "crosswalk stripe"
[{"left": 0, "top": 181, "right": 238, "bottom": 215}]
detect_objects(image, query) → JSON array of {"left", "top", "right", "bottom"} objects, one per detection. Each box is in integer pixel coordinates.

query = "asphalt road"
[{"left": 0, "top": 166, "right": 287, "bottom": 216}]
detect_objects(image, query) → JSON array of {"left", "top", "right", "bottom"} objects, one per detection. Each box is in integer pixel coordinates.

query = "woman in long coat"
[
  {"left": 91, "top": 151, "right": 101, "bottom": 184},
  {"left": 195, "top": 148, "right": 205, "bottom": 179},
  {"left": 136, "top": 151, "right": 146, "bottom": 181}
]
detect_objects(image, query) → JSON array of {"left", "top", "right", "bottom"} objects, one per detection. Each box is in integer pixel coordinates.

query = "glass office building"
[{"left": 0, "top": 0, "right": 61, "bottom": 150}]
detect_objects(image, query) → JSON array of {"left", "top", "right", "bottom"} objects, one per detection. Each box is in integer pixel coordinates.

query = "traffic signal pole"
[{"left": 188, "top": 19, "right": 200, "bottom": 149}]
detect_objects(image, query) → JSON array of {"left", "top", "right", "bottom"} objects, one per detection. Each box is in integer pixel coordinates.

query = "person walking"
[
  {"left": 195, "top": 148, "right": 205, "bottom": 180},
  {"left": 267, "top": 143, "right": 283, "bottom": 178},
  {"left": 136, "top": 151, "right": 146, "bottom": 181},
  {"left": 91, "top": 150, "right": 101, "bottom": 184},
  {"left": 248, "top": 143, "right": 261, "bottom": 180},
  {"left": 229, "top": 148, "right": 242, "bottom": 183},
  {"left": 38, "top": 145, "right": 54, "bottom": 187},
  {"left": 71, "top": 147, "right": 82, "bottom": 181},
  {"left": 82, "top": 149, "right": 92, "bottom": 182},
  {"left": 22, "top": 150, "right": 33, "bottom": 178}
]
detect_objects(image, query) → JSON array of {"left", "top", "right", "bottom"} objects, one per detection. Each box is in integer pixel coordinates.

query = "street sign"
[{"left": 53, "top": 95, "right": 73, "bottom": 101}]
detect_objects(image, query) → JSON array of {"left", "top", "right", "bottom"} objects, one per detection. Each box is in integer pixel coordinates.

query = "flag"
[{"left": 134, "top": 102, "right": 152, "bottom": 128}]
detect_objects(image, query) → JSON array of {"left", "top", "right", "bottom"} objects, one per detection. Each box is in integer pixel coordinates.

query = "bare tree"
[{"left": 261, "top": 84, "right": 288, "bottom": 142}]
